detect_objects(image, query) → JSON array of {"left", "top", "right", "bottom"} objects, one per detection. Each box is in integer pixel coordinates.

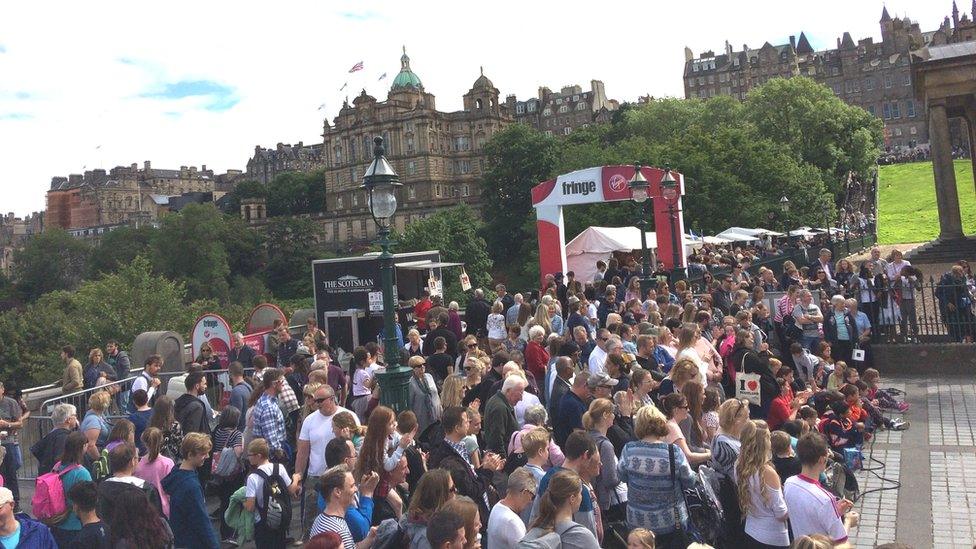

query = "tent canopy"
[
  {"left": 715, "top": 227, "right": 785, "bottom": 241},
  {"left": 565, "top": 227, "right": 697, "bottom": 283}
]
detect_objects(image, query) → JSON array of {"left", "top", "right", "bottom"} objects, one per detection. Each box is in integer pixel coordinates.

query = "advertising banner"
[{"left": 190, "top": 313, "right": 233, "bottom": 368}]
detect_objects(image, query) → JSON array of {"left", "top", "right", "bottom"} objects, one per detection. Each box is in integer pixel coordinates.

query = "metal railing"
[{"left": 856, "top": 278, "right": 976, "bottom": 344}]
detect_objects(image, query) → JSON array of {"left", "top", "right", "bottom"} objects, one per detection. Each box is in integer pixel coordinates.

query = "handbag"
[
  {"left": 735, "top": 354, "right": 762, "bottom": 406},
  {"left": 667, "top": 444, "right": 693, "bottom": 548}
]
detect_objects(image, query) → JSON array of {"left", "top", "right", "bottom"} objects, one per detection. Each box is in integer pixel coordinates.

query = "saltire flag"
[
  {"left": 378, "top": 72, "right": 387, "bottom": 81},
  {"left": 348, "top": 61, "right": 364, "bottom": 73}
]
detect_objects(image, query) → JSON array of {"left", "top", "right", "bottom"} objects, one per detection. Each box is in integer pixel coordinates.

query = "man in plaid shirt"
[{"left": 252, "top": 368, "right": 287, "bottom": 458}]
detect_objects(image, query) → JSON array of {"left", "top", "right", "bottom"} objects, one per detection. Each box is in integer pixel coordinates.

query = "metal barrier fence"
[
  {"left": 856, "top": 278, "right": 976, "bottom": 344},
  {"left": 19, "top": 367, "right": 250, "bottom": 481}
]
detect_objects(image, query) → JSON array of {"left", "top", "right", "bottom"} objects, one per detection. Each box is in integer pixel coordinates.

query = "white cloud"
[{"left": 0, "top": 0, "right": 957, "bottom": 216}]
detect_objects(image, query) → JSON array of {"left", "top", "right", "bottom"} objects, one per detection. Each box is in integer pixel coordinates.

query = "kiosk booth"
[{"left": 312, "top": 251, "right": 463, "bottom": 353}]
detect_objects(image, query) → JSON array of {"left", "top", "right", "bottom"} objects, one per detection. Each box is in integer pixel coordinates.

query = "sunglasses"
[
  {"left": 467, "top": 343, "right": 478, "bottom": 348},
  {"left": 314, "top": 396, "right": 335, "bottom": 404},
  {"left": 411, "top": 364, "right": 425, "bottom": 369}
]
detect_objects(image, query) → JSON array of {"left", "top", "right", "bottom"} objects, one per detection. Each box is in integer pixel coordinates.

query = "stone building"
[
  {"left": 319, "top": 48, "right": 512, "bottom": 244},
  {"left": 244, "top": 142, "right": 325, "bottom": 184},
  {"left": 682, "top": 3, "right": 976, "bottom": 149},
  {"left": 45, "top": 161, "right": 220, "bottom": 232},
  {"left": 504, "top": 81, "right": 619, "bottom": 136},
  {"left": 0, "top": 212, "right": 42, "bottom": 274}
]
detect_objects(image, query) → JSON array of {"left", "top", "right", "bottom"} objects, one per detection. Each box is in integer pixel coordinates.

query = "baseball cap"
[
  {"left": 587, "top": 372, "right": 619, "bottom": 389},
  {"left": 0, "top": 487, "right": 13, "bottom": 507}
]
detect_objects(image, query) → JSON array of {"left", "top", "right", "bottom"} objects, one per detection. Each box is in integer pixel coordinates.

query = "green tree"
[
  {"left": 262, "top": 217, "right": 327, "bottom": 299},
  {"left": 266, "top": 171, "right": 327, "bottom": 216},
  {"left": 743, "top": 77, "right": 883, "bottom": 193},
  {"left": 151, "top": 203, "right": 232, "bottom": 301},
  {"left": 12, "top": 229, "right": 90, "bottom": 301},
  {"left": 394, "top": 205, "right": 494, "bottom": 304},
  {"left": 481, "top": 125, "right": 558, "bottom": 264},
  {"left": 87, "top": 225, "right": 156, "bottom": 277},
  {"left": 222, "top": 179, "right": 268, "bottom": 214}
]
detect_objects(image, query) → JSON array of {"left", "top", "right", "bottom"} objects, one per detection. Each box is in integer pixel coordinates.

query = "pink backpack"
[{"left": 32, "top": 461, "right": 79, "bottom": 524}]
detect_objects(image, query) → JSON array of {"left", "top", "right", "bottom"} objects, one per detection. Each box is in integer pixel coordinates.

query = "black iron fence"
[{"left": 813, "top": 277, "right": 976, "bottom": 344}]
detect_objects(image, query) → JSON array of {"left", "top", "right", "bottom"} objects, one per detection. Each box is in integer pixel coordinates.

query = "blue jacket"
[
  {"left": 553, "top": 391, "right": 587, "bottom": 447},
  {"left": 13, "top": 513, "right": 58, "bottom": 549},
  {"left": 161, "top": 468, "right": 219, "bottom": 549}
]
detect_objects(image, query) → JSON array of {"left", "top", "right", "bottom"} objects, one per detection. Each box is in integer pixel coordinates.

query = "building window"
[
  {"left": 693, "top": 64, "right": 700, "bottom": 72},
  {"left": 558, "top": 105, "right": 568, "bottom": 113},
  {"left": 527, "top": 102, "right": 536, "bottom": 112},
  {"left": 408, "top": 161, "right": 417, "bottom": 175},
  {"left": 868, "top": 105, "right": 876, "bottom": 116},
  {"left": 352, "top": 194, "right": 359, "bottom": 207},
  {"left": 882, "top": 103, "right": 891, "bottom": 119},
  {"left": 544, "top": 130, "right": 553, "bottom": 137},
  {"left": 903, "top": 73, "right": 911, "bottom": 86},
  {"left": 907, "top": 100, "right": 916, "bottom": 118},
  {"left": 516, "top": 104, "right": 525, "bottom": 114},
  {"left": 407, "top": 137, "right": 415, "bottom": 154},
  {"left": 895, "top": 128, "right": 903, "bottom": 136},
  {"left": 910, "top": 125, "right": 917, "bottom": 135},
  {"left": 435, "top": 184, "right": 441, "bottom": 197},
  {"left": 891, "top": 102, "right": 901, "bottom": 119},
  {"left": 698, "top": 77, "right": 705, "bottom": 86},
  {"left": 334, "top": 146, "right": 342, "bottom": 164},
  {"left": 563, "top": 127, "right": 572, "bottom": 135},
  {"left": 542, "top": 108, "right": 552, "bottom": 117},
  {"left": 884, "top": 74, "right": 892, "bottom": 88},
  {"left": 462, "top": 185, "right": 469, "bottom": 197},
  {"left": 337, "top": 196, "right": 344, "bottom": 208},
  {"left": 345, "top": 222, "right": 352, "bottom": 240},
  {"left": 832, "top": 66, "right": 840, "bottom": 76},
  {"left": 865, "top": 77, "right": 874, "bottom": 91}
]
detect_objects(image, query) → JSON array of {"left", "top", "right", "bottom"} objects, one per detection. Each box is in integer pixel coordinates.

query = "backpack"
[
  {"left": 32, "top": 461, "right": 80, "bottom": 525},
  {"left": 684, "top": 466, "right": 724, "bottom": 546},
  {"left": 503, "top": 430, "right": 527, "bottom": 475},
  {"left": 516, "top": 522, "right": 590, "bottom": 549},
  {"left": 372, "top": 518, "right": 408, "bottom": 549},
  {"left": 254, "top": 464, "right": 292, "bottom": 530},
  {"left": 91, "top": 448, "right": 111, "bottom": 483}
]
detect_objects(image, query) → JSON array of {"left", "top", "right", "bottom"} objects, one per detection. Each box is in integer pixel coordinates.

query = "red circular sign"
[{"left": 608, "top": 174, "right": 628, "bottom": 193}]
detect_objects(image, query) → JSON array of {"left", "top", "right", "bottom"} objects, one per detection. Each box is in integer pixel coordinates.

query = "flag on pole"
[
  {"left": 348, "top": 61, "right": 364, "bottom": 73},
  {"left": 378, "top": 72, "right": 387, "bottom": 81},
  {"left": 339, "top": 82, "right": 348, "bottom": 91}
]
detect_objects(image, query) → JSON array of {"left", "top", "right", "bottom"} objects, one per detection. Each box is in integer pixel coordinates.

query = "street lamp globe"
[
  {"left": 628, "top": 163, "right": 649, "bottom": 203},
  {"left": 360, "top": 136, "right": 402, "bottom": 227},
  {"left": 779, "top": 195, "right": 790, "bottom": 212}
]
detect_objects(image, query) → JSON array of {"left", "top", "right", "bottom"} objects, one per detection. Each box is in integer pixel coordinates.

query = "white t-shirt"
[
  {"left": 514, "top": 392, "right": 541, "bottom": 429},
  {"left": 588, "top": 346, "right": 607, "bottom": 376},
  {"left": 676, "top": 347, "right": 708, "bottom": 381},
  {"left": 352, "top": 369, "right": 371, "bottom": 397},
  {"left": 783, "top": 474, "right": 848, "bottom": 543},
  {"left": 299, "top": 406, "right": 360, "bottom": 477},
  {"left": 246, "top": 462, "right": 292, "bottom": 522},
  {"left": 486, "top": 501, "right": 526, "bottom": 549}
]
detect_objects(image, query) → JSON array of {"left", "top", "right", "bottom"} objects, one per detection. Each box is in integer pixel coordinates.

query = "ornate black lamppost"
[{"left": 628, "top": 164, "right": 655, "bottom": 295}]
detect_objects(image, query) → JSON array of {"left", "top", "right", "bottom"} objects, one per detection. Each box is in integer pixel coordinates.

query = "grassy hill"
[{"left": 877, "top": 159, "right": 976, "bottom": 244}]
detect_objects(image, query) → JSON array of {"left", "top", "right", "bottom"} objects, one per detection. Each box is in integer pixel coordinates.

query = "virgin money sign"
[{"left": 191, "top": 313, "right": 233, "bottom": 368}]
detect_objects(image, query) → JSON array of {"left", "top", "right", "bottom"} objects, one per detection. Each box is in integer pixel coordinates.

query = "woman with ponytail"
[
  {"left": 134, "top": 426, "right": 174, "bottom": 517},
  {"left": 736, "top": 420, "right": 789, "bottom": 548},
  {"left": 521, "top": 469, "right": 600, "bottom": 548},
  {"left": 583, "top": 398, "right": 625, "bottom": 523}
]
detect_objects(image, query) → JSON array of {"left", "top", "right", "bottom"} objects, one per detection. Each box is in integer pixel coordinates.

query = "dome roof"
[
  {"left": 391, "top": 47, "right": 423, "bottom": 91},
  {"left": 472, "top": 66, "right": 494, "bottom": 89}
]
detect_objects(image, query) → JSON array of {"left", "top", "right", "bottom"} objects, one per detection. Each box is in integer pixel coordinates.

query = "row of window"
[
  {"left": 334, "top": 184, "right": 473, "bottom": 209},
  {"left": 543, "top": 127, "right": 575, "bottom": 136}
]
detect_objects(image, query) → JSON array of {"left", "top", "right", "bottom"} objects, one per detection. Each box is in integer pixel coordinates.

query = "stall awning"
[{"left": 395, "top": 260, "right": 465, "bottom": 270}]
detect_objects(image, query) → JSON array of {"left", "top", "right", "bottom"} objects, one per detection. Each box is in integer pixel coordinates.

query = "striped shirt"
[{"left": 310, "top": 514, "right": 355, "bottom": 549}]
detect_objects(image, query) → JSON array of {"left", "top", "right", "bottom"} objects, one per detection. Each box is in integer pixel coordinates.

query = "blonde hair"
[
  {"left": 634, "top": 405, "right": 669, "bottom": 439},
  {"left": 441, "top": 375, "right": 464, "bottom": 408},
  {"left": 88, "top": 390, "right": 111, "bottom": 413},
  {"left": 668, "top": 358, "right": 700, "bottom": 384},
  {"left": 522, "top": 427, "right": 550, "bottom": 458},
  {"left": 247, "top": 437, "right": 270, "bottom": 459},
  {"left": 333, "top": 411, "right": 364, "bottom": 437},
  {"left": 440, "top": 496, "right": 479, "bottom": 549},
  {"left": 529, "top": 469, "right": 581, "bottom": 532},
  {"left": 581, "top": 398, "right": 613, "bottom": 431},
  {"left": 88, "top": 348, "right": 103, "bottom": 363},
  {"left": 628, "top": 528, "right": 656, "bottom": 548},
  {"left": 532, "top": 304, "right": 553, "bottom": 333},
  {"left": 736, "top": 420, "right": 770, "bottom": 517},
  {"left": 718, "top": 398, "right": 749, "bottom": 432},
  {"left": 181, "top": 432, "right": 212, "bottom": 459}
]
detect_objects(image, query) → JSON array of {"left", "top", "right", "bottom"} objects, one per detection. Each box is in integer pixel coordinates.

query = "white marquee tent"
[{"left": 565, "top": 227, "right": 697, "bottom": 283}]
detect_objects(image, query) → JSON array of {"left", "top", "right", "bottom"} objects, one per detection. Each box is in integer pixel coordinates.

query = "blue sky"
[{"left": 0, "top": 0, "right": 965, "bottom": 216}]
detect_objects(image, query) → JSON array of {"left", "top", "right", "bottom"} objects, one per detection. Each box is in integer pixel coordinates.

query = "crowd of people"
[
  {"left": 2, "top": 246, "right": 948, "bottom": 548},
  {"left": 876, "top": 145, "right": 970, "bottom": 165}
]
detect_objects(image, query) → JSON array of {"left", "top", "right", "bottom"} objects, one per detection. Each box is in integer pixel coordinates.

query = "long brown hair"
[
  {"left": 355, "top": 406, "right": 395, "bottom": 480},
  {"left": 530, "top": 469, "right": 582, "bottom": 532},
  {"left": 142, "top": 427, "right": 164, "bottom": 462},
  {"left": 407, "top": 469, "right": 454, "bottom": 522},
  {"left": 681, "top": 380, "right": 705, "bottom": 445},
  {"left": 148, "top": 395, "right": 175, "bottom": 431}
]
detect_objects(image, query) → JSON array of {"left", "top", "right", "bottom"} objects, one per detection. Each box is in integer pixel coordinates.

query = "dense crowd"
[
  {"left": 876, "top": 145, "right": 969, "bottom": 165},
  {"left": 4, "top": 246, "right": 970, "bottom": 548}
]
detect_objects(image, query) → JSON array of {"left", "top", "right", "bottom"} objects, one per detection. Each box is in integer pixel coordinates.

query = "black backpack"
[
  {"left": 503, "top": 430, "right": 528, "bottom": 475},
  {"left": 254, "top": 464, "right": 292, "bottom": 530}
]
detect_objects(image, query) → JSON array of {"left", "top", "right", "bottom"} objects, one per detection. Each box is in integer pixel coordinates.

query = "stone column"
[{"left": 929, "top": 101, "right": 964, "bottom": 239}]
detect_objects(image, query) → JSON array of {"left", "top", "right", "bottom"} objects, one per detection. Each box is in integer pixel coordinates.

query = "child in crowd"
[
  {"left": 702, "top": 388, "right": 722, "bottom": 444},
  {"left": 862, "top": 368, "right": 910, "bottom": 412},
  {"left": 627, "top": 528, "right": 656, "bottom": 548},
  {"left": 771, "top": 430, "right": 801, "bottom": 483},
  {"left": 822, "top": 402, "right": 863, "bottom": 450},
  {"left": 790, "top": 343, "right": 821, "bottom": 390},
  {"left": 332, "top": 411, "right": 365, "bottom": 451},
  {"left": 854, "top": 381, "right": 909, "bottom": 431},
  {"left": 799, "top": 406, "right": 820, "bottom": 433},
  {"left": 826, "top": 361, "right": 847, "bottom": 391},
  {"left": 67, "top": 481, "right": 109, "bottom": 549}
]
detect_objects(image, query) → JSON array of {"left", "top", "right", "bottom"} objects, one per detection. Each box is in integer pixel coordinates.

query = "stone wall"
[{"left": 872, "top": 343, "right": 976, "bottom": 375}]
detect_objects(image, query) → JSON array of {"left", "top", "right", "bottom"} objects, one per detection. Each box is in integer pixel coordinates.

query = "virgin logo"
[{"left": 608, "top": 174, "right": 627, "bottom": 192}]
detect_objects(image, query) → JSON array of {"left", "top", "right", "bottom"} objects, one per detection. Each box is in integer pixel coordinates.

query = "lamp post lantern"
[
  {"left": 360, "top": 136, "right": 410, "bottom": 413},
  {"left": 628, "top": 163, "right": 654, "bottom": 296},
  {"left": 660, "top": 167, "right": 683, "bottom": 281},
  {"left": 779, "top": 195, "right": 790, "bottom": 233}
]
